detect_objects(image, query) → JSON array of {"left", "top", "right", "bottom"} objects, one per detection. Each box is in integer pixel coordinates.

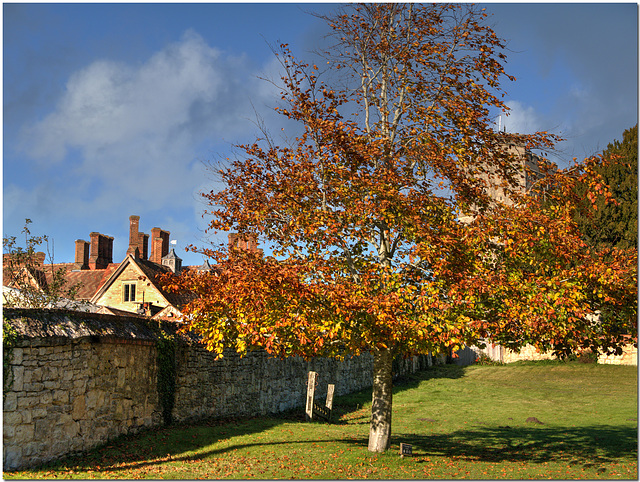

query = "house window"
[{"left": 123, "top": 282, "right": 136, "bottom": 302}]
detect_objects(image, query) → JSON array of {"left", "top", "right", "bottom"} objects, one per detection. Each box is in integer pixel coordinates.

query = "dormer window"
[{"left": 123, "top": 282, "right": 136, "bottom": 302}]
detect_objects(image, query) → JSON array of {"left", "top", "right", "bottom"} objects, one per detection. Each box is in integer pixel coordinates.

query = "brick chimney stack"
[
  {"left": 74, "top": 239, "right": 90, "bottom": 270},
  {"left": 34, "top": 252, "right": 46, "bottom": 267},
  {"left": 138, "top": 232, "right": 149, "bottom": 261},
  {"left": 127, "top": 215, "right": 149, "bottom": 260},
  {"left": 228, "top": 233, "right": 259, "bottom": 252},
  {"left": 88, "top": 233, "right": 113, "bottom": 269},
  {"left": 89, "top": 233, "right": 100, "bottom": 269},
  {"left": 127, "top": 215, "right": 141, "bottom": 258},
  {"left": 150, "top": 227, "right": 170, "bottom": 264}
]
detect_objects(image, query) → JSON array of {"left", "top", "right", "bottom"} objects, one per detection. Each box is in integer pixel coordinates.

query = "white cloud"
[
  {"left": 500, "top": 100, "right": 544, "bottom": 135},
  {"left": 17, "top": 30, "right": 282, "bottom": 224},
  {"left": 24, "top": 31, "right": 223, "bottom": 162}
]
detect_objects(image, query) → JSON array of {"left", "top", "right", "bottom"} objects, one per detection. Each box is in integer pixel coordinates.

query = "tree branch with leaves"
[{"left": 3, "top": 219, "right": 80, "bottom": 308}]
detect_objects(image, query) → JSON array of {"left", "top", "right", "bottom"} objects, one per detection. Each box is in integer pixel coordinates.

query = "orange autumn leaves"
[{"left": 169, "top": 249, "right": 475, "bottom": 360}]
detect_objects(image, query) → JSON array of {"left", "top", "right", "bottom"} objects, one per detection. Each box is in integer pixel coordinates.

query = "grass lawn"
[{"left": 5, "top": 361, "right": 637, "bottom": 479}]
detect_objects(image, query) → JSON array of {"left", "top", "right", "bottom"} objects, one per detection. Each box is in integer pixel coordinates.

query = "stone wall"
[
  {"left": 3, "top": 309, "right": 421, "bottom": 471},
  {"left": 3, "top": 310, "right": 161, "bottom": 470},
  {"left": 172, "top": 346, "right": 375, "bottom": 422}
]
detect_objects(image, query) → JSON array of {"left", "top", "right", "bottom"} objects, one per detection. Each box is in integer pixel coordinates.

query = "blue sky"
[{"left": 3, "top": 3, "right": 638, "bottom": 267}]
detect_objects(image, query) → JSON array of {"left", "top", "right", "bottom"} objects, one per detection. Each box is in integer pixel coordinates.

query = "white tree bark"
[{"left": 368, "top": 347, "right": 394, "bottom": 452}]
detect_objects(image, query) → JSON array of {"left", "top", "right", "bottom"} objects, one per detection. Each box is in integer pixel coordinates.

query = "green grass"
[{"left": 5, "top": 361, "right": 637, "bottom": 479}]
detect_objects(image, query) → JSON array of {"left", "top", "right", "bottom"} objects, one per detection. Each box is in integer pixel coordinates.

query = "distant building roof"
[{"left": 195, "top": 259, "right": 214, "bottom": 272}]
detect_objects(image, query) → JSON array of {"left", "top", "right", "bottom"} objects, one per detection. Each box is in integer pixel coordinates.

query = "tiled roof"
[
  {"left": 137, "top": 259, "right": 196, "bottom": 308},
  {"left": 44, "top": 263, "right": 119, "bottom": 300}
]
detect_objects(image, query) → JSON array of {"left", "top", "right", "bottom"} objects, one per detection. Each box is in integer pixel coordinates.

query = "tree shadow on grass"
[
  {"left": 391, "top": 424, "right": 638, "bottom": 465},
  {"left": 24, "top": 416, "right": 289, "bottom": 475},
  {"left": 38, "top": 422, "right": 637, "bottom": 476}
]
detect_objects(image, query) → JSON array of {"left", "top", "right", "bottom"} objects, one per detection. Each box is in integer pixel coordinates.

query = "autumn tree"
[{"left": 165, "top": 4, "right": 635, "bottom": 452}]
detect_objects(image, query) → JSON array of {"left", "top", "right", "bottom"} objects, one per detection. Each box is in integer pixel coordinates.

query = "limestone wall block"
[
  {"left": 10, "top": 348, "right": 23, "bottom": 365},
  {"left": 73, "top": 378, "right": 87, "bottom": 392},
  {"left": 22, "top": 441, "right": 41, "bottom": 458},
  {"left": 13, "top": 424, "right": 35, "bottom": 445},
  {"left": 3, "top": 423, "right": 15, "bottom": 439},
  {"left": 32, "top": 407, "right": 48, "bottom": 419},
  {"left": 4, "top": 410, "right": 23, "bottom": 426},
  {"left": 116, "top": 368, "right": 126, "bottom": 388},
  {"left": 72, "top": 396, "right": 86, "bottom": 421},
  {"left": 4, "top": 391, "right": 18, "bottom": 411},
  {"left": 34, "top": 418, "right": 51, "bottom": 440},
  {"left": 3, "top": 447, "right": 23, "bottom": 470},
  {"left": 21, "top": 409, "right": 33, "bottom": 424},
  {"left": 23, "top": 382, "right": 45, "bottom": 392},
  {"left": 85, "top": 389, "right": 104, "bottom": 409},
  {"left": 17, "top": 395, "right": 38, "bottom": 410}
]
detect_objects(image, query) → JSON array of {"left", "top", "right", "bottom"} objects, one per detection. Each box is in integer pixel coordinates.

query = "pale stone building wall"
[
  {"left": 94, "top": 262, "right": 170, "bottom": 313},
  {"left": 502, "top": 344, "right": 557, "bottom": 363},
  {"left": 472, "top": 342, "right": 637, "bottom": 366},
  {"left": 597, "top": 343, "right": 638, "bottom": 366}
]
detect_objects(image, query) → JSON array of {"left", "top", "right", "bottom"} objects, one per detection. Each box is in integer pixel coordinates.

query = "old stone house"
[{"left": 2, "top": 215, "right": 214, "bottom": 320}]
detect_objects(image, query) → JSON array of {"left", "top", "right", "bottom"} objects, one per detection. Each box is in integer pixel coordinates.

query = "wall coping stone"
[{"left": 3, "top": 308, "right": 160, "bottom": 345}]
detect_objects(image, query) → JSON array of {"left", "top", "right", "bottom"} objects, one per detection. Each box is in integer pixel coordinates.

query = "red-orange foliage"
[
  {"left": 456, "top": 155, "right": 637, "bottom": 358},
  {"left": 163, "top": 4, "right": 636, "bottom": 453}
]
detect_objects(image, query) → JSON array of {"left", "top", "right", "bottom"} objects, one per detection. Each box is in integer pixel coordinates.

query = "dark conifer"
[{"left": 575, "top": 125, "right": 637, "bottom": 250}]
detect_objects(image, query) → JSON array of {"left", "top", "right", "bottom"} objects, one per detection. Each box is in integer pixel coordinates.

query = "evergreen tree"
[{"left": 575, "top": 125, "right": 638, "bottom": 250}]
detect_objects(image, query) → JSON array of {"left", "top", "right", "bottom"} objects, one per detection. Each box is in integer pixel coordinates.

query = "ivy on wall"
[
  {"left": 3, "top": 319, "right": 20, "bottom": 392},
  {"left": 156, "top": 328, "right": 177, "bottom": 425}
]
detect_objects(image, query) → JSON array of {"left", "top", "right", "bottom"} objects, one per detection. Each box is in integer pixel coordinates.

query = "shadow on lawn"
[
  {"left": 46, "top": 422, "right": 636, "bottom": 475},
  {"left": 35, "top": 416, "right": 289, "bottom": 474},
  {"left": 392, "top": 424, "right": 638, "bottom": 465},
  {"left": 330, "top": 363, "right": 467, "bottom": 418},
  {"left": 326, "top": 363, "right": 467, "bottom": 425}
]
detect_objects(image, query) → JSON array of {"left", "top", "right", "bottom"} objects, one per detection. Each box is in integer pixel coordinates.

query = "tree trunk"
[{"left": 368, "top": 347, "right": 394, "bottom": 452}]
